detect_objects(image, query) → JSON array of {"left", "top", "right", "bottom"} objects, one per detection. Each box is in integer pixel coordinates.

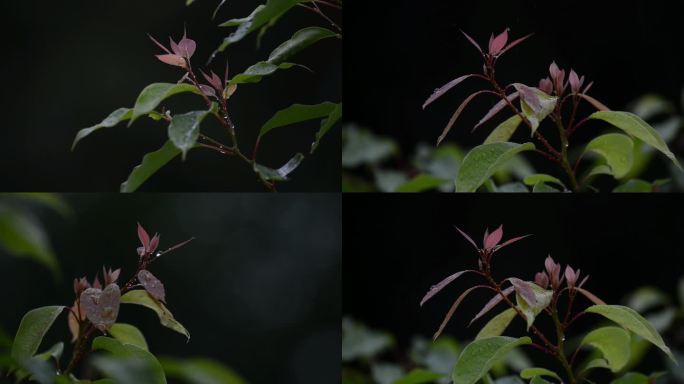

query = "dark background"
[
  {"left": 1, "top": 194, "right": 341, "bottom": 383},
  {"left": 345, "top": 0, "right": 684, "bottom": 176},
  {"left": 0, "top": 1, "right": 341, "bottom": 191},
  {"left": 343, "top": 194, "right": 684, "bottom": 371}
]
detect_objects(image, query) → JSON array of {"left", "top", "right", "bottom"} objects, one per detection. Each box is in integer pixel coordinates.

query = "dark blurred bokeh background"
[
  {"left": 0, "top": 1, "right": 341, "bottom": 191},
  {"left": 343, "top": 194, "right": 684, "bottom": 370},
  {"left": 345, "top": 0, "right": 684, "bottom": 178},
  {"left": 1, "top": 193, "right": 341, "bottom": 383}
]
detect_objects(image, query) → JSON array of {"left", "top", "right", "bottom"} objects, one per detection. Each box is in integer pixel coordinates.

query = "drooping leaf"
[
  {"left": 394, "top": 369, "right": 444, "bottom": 384},
  {"left": 519, "top": 367, "right": 561, "bottom": 380},
  {"left": 0, "top": 207, "right": 60, "bottom": 278},
  {"left": 484, "top": 115, "right": 522, "bottom": 144},
  {"left": 311, "top": 102, "right": 342, "bottom": 154},
  {"left": 130, "top": 83, "right": 201, "bottom": 125},
  {"left": 120, "top": 141, "right": 182, "bottom": 193},
  {"left": 259, "top": 103, "right": 338, "bottom": 140},
  {"left": 513, "top": 84, "right": 557, "bottom": 135},
  {"left": 456, "top": 142, "right": 536, "bottom": 192},
  {"left": 584, "top": 133, "right": 634, "bottom": 179},
  {"left": 109, "top": 323, "right": 149, "bottom": 351},
  {"left": 437, "top": 91, "right": 489, "bottom": 145},
  {"left": 268, "top": 26, "right": 339, "bottom": 64},
  {"left": 217, "top": 0, "right": 303, "bottom": 51},
  {"left": 11, "top": 306, "right": 65, "bottom": 361},
  {"left": 72, "top": 108, "right": 132, "bottom": 150},
  {"left": 514, "top": 281, "right": 552, "bottom": 330},
  {"left": 159, "top": 356, "right": 247, "bottom": 384},
  {"left": 254, "top": 153, "right": 305, "bottom": 182},
  {"left": 475, "top": 308, "right": 517, "bottom": 340},
  {"left": 585, "top": 304, "right": 675, "bottom": 363},
  {"left": 120, "top": 290, "right": 190, "bottom": 341},
  {"left": 470, "top": 286, "right": 515, "bottom": 327},
  {"left": 474, "top": 92, "right": 520, "bottom": 131},
  {"left": 580, "top": 326, "right": 631, "bottom": 372},
  {"left": 168, "top": 110, "right": 211, "bottom": 160},
  {"left": 589, "top": 111, "right": 681, "bottom": 170},
  {"left": 423, "top": 75, "right": 478, "bottom": 109},
  {"left": 451, "top": 336, "right": 532, "bottom": 384},
  {"left": 92, "top": 336, "right": 166, "bottom": 384},
  {"left": 395, "top": 174, "right": 449, "bottom": 192},
  {"left": 434, "top": 286, "right": 483, "bottom": 340},
  {"left": 420, "top": 270, "right": 470, "bottom": 306}
]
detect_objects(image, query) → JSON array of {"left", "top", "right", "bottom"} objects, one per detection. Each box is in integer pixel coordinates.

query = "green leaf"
[
  {"left": 455, "top": 142, "right": 536, "bottom": 192},
  {"left": 159, "top": 356, "right": 247, "bottom": 384},
  {"left": 168, "top": 110, "right": 211, "bottom": 160},
  {"left": 120, "top": 290, "right": 190, "bottom": 341},
  {"left": 229, "top": 62, "right": 298, "bottom": 84},
  {"left": 0, "top": 193, "right": 71, "bottom": 217},
  {"left": 92, "top": 336, "right": 166, "bottom": 384},
  {"left": 589, "top": 111, "right": 681, "bottom": 170},
  {"left": 268, "top": 26, "right": 340, "bottom": 64},
  {"left": 72, "top": 108, "right": 132, "bottom": 150},
  {"left": 34, "top": 342, "right": 64, "bottom": 363},
  {"left": 342, "top": 317, "right": 394, "bottom": 362},
  {"left": 584, "top": 133, "right": 634, "bottom": 178},
  {"left": 217, "top": 0, "right": 304, "bottom": 51},
  {"left": 475, "top": 308, "right": 517, "bottom": 340},
  {"left": 395, "top": 174, "right": 449, "bottom": 192},
  {"left": 522, "top": 174, "right": 565, "bottom": 189},
  {"left": 342, "top": 126, "right": 399, "bottom": 168},
  {"left": 130, "top": 83, "right": 201, "bottom": 125},
  {"left": 484, "top": 115, "right": 522, "bottom": 144},
  {"left": 11, "top": 306, "right": 65, "bottom": 361},
  {"left": 312, "top": 102, "right": 342, "bottom": 154},
  {"left": 451, "top": 336, "right": 531, "bottom": 384},
  {"left": 513, "top": 85, "right": 557, "bottom": 135},
  {"left": 259, "top": 102, "right": 338, "bottom": 140},
  {"left": 585, "top": 304, "right": 676, "bottom": 363},
  {"left": 0, "top": 207, "right": 60, "bottom": 278},
  {"left": 515, "top": 282, "right": 552, "bottom": 330},
  {"left": 120, "top": 141, "right": 182, "bottom": 193},
  {"left": 610, "top": 372, "right": 650, "bottom": 384},
  {"left": 253, "top": 153, "right": 305, "bottom": 182},
  {"left": 613, "top": 179, "right": 653, "bottom": 193},
  {"left": 109, "top": 323, "right": 149, "bottom": 351},
  {"left": 580, "top": 327, "right": 630, "bottom": 372},
  {"left": 519, "top": 367, "right": 561, "bottom": 380},
  {"left": 394, "top": 368, "right": 444, "bottom": 384}
]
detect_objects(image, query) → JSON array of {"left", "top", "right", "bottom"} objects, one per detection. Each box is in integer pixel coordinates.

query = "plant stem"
[
  {"left": 551, "top": 300, "right": 577, "bottom": 384},
  {"left": 554, "top": 118, "right": 579, "bottom": 191}
]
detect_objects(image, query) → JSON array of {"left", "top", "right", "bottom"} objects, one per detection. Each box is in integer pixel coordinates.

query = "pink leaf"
[
  {"left": 472, "top": 92, "right": 520, "bottom": 131},
  {"left": 437, "top": 90, "right": 491, "bottom": 145},
  {"left": 576, "top": 287, "right": 606, "bottom": 305},
  {"left": 433, "top": 286, "right": 483, "bottom": 340},
  {"left": 420, "top": 270, "right": 471, "bottom": 306},
  {"left": 453, "top": 225, "right": 479, "bottom": 251},
  {"left": 149, "top": 234, "right": 160, "bottom": 254},
  {"left": 199, "top": 84, "right": 216, "bottom": 97},
  {"left": 461, "top": 30, "right": 483, "bottom": 55},
  {"left": 177, "top": 37, "right": 197, "bottom": 59},
  {"left": 423, "top": 74, "right": 477, "bottom": 110},
  {"left": 156, "top": 54, "right": 187, "bottom": 68},
  {"left": 137, "top": 223, "right": 150, "bottom": 251},
  {"left": 148, "top": 34, "right": 172, "bottom": 54},
  {"left": 494, "top": 234, "right": 531, "bottom": 252},
  {"left": 513, "top": 84, "right": 542, "bottom": 111},
  {"left": 138, "top": 270, "right": 166, "bottom": 303},
  {"left": 489, "top": 28, "right": 509, "bottom": 55},
  {"left": 569, "top": 70, "right": 582, "bottom": 93},
  {"left": 509, "top": 278, "right": 536, "bottom": 306},
  {"left": 498, "top": 33, "right": 533, "bottom": 56},
  {"left": 468, "top": 286, "right": 515, "bottom": 326},
  {"left": 578, "top": 94, "right": 610, "bottom": 111},
  {"left": 484, "top": 225, "right": 504, "bottom": 249}
]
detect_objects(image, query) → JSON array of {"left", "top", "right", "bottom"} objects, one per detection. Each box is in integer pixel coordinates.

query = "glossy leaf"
[
  {"left": 423, "top": 75, "right": 477, "bottom": 109},
  {"left": 311, "top": 102, "right": 342, "bottom": 154},
  {"left": 160, "top": 356, "right": 247, "bottom": 384},
  {"left": 456, "top": 142, "right": 536, "bottom": 192},
  {"left": 484, "top": 115, "right": 522, "bottom": 144},
  {"left": 11, "top": 306, "right": 65, "bottom": 361},
  {"left": 0, "top": 207, "right": 59, "bottom": 278},
  {"left": 109, "top": 323, "right": 149, "bottom": 351},
  {"left": 589, "top": 111, "right": 681, "bottom": 169},
  {"left": 470, "top": 286, "right": 515, "bottom": 327},
  {"left": 120, "top": 290, "right": 190, "bottom": 341},
  {"left": 254, "top": 153, "right": 305, "bottom": 182},
  {"left": 72, "top": 108, "right": 132, "bottom": 150},
  {"left": 475, "top": 308, "right": 517, "bottom": 340},
  {"left": 268, "top": 27, "right": 339, "bottom": 64},
  {"left": 519, "top": 367, "right": 561, "bottom": 380},
  {"left": 168, "top": 110, "right": 211, "bottom": 160},
  {"left": 395, "top": 369, "right": 444, "bottom": 384},
  {"left": 92, "top": 336, "right": 166, "bottom": 384},
  {"left": 420, "top": 270, "right": 470, "bottom": 306},
  {"left": 120, "top": 141, "right": 182, "bottom": 193},
  {"left": 586, "top": 304, "right": 675, "bottom": 362},
  {"left": 584, "top": 133, "right": 634, "bottom": 178},
  {"left": 395, "top": 174, "right": 449, "bottom": 192},
  {"left": 580, "top": 326, "right": 630, "bottom": 372},
  {"left": 217, "top": 0, "right": 303, "bottom": 51},
  {"left": 451, "top": 336, "right": 532, "bottom": 384},
  {"left": 130, "top": 83, "right": 201, "bottom": 125},
  {"left": 259, "top": 102, "right": 338, "bottom": 140}
]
